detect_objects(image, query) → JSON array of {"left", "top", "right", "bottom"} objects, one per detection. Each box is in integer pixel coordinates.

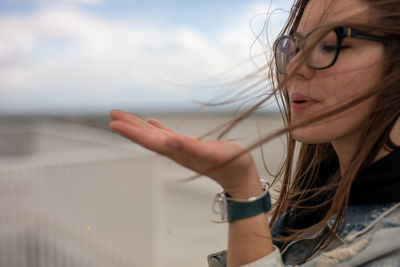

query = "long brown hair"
[
  {"left": 268, "top": 0, "right": 400, "bottom": 256},
  {"left": 204, "top": 0, "right": 400, "bottom": 263}
]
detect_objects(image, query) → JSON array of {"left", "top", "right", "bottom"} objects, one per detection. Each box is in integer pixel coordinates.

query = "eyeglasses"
[{"left": 273, "top": 26, "right": 388, "bottom": 75}]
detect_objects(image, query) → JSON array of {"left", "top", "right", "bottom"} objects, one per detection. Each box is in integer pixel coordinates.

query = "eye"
[{"left": 320, "top": 44, "right": 337, "bottom": 54}]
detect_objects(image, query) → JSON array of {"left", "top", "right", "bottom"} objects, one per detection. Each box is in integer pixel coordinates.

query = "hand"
[{"left": 109, "top": 110, "right": 262, "bottom": 195}]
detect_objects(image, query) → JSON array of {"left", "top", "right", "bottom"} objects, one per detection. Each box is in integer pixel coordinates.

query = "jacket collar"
[{"left": 328, "top": 203, "right": 400, "bottom": 242}]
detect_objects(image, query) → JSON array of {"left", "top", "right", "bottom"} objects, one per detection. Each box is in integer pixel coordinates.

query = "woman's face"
[{"left": 287, "top": 0, "right": 385, "bottom": 147}]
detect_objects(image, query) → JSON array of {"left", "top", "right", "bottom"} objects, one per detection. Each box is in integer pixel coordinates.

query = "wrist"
[
  {"left": 213, "top": 179, "right": 271, "bottom": 223},
  {"left": 224, "top": 175, "right": 263, "bottom": 199}
]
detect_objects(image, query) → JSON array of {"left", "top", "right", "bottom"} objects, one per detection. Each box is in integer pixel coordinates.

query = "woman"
[{"left": 109, "top": 0, "right": 400, "bottom": 265}]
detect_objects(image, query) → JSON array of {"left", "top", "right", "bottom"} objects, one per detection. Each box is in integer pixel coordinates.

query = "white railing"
[
  {"left": 0, "top": 115, "right": 283, "bottom": 267},
  {"left": 0, "top": 122, "right": 161, "bottom": 267}
]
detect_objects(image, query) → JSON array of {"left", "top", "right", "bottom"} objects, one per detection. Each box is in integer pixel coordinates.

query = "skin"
[
  {"left": 109, "top": 0, "right": 400, "bottom": 265},
  {"left": 288, "top": 0, "right": 400, "bottom": 174}
]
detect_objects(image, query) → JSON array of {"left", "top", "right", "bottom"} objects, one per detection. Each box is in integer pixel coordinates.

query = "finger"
[
  {"left": 110, "top": 110, "right": 140, "bottom": 125},
  {"left": 147, "top": 119, "right": 173, "bottom": 132},
  {"left": 109, "top": 120, "right": 171, "bottom": 155},
  {"left": 110, "top": 110, "right": 155, "bottom": 131},
  {"left": 109, "top": 109, "right": 126, "bottom": 120},
  {"left": 126, "top": 114, "right": 156, "bottom": 130},
  {"left": 110, "top": 110, "right": 137, "bottom": 125},
  {"left": 110, "top": 116, "right": 216, "bottom": 168}
]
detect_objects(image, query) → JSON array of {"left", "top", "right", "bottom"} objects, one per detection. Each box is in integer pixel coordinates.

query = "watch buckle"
[{"left": 211, "top": 192, "right": 228, "bottom": 223}]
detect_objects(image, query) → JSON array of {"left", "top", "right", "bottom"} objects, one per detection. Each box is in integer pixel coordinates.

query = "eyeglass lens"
[{"left": 275, "top": 30, "right": 339, "bottom": 74}]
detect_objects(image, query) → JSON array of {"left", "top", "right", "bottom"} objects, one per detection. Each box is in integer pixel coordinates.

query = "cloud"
[
  {"left": 0, "top": 1, "right": 289, "bottom": 111},
  {"left": 5, "top": 0, "right": 104, "bottom": 5}
]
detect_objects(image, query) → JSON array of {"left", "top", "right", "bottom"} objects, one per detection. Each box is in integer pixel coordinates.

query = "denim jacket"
[{"left": 208, "top": 202, "right": 400, "bottom": 267}]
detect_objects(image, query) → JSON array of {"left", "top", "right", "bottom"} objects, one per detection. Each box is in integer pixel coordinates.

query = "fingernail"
[{"left": 165, "top": 139, "right": 181, "bottom": 150}]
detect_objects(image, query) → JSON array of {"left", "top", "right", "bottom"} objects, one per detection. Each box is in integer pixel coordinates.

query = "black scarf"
[
  {"left": 276, "top": 147, "right": 400, "bottom": 250},
  {"left": 350, "top": 146, "right": 400, "bottom": 204},
  {"left": 283, "top": 147, "right": 400, "bottom": 230}
]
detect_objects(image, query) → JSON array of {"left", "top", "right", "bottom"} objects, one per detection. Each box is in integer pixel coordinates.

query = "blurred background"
[{"left": 0, "top": 0, "right": 291, "bottom": 266}]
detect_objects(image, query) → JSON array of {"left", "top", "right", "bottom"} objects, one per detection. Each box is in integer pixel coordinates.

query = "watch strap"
[
  {"left": 226, "top": 191, "right": 271, "bottom": 222},
  {"left": 211, "top": 179, "right": 271, "bottom": 223}
]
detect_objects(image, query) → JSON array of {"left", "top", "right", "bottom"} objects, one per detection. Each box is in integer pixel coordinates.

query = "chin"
[{"left": 292, "top": 127, "right": 333, "bottom": 145}]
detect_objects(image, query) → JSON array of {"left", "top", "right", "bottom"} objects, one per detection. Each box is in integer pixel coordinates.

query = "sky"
[{"left": 0, "top": 0, "right": 292, "bottom": 114}]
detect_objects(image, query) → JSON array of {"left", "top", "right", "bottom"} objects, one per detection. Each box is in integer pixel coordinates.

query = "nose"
[{"left": 286, "top": 53, "right": 315, "bottom": 80}]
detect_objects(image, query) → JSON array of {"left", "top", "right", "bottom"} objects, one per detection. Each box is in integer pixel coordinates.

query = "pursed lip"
[{"left": 290, "top": 93, "right": 319, "bottom": 113}]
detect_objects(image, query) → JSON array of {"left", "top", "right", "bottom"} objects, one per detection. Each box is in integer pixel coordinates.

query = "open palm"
[{"left": 109, "top": 110, "right": 259, "bottom": 192}]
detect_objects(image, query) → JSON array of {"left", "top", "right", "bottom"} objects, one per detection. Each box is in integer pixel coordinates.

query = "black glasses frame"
[{"left": 274, "top": 26, "right": 388, "bottom": 75}]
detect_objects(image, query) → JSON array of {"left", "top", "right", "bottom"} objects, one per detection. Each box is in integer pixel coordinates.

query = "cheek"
[
  {"left": 320, "top": 71, "right": 373, "bottom": 105},
  {"left": 320, "top": 46, "right": 384, "bottom": 104},
  {"left": 292, "top": 94, "right": 376, "bottom": 144},
  {"left": 290, "top": 45, "right": 384, "bottom": 144},
  {"left": 292, "top": 69, "right": 380, "bottom": 144}
]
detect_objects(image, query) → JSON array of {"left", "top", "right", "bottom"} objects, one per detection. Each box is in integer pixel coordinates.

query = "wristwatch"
[{"left": 212, "top": 179, "right": 271, "bottom": 223}]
